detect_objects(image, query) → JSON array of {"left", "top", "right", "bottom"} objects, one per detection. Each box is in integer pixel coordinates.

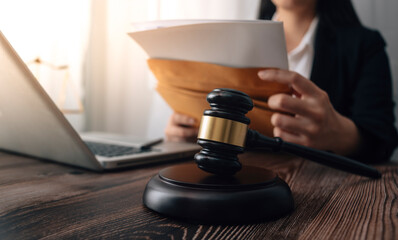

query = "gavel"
[{"left": 194, "top": 88, "right": 381, "bottom": 178}]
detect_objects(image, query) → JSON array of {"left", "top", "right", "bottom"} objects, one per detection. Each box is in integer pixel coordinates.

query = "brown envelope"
[{"left": 148, "top": 58, "right": 292, "bottom": 137}]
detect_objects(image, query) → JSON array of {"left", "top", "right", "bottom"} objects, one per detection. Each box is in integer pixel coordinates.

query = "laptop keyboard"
[{"left": 84, "top": 141, "right": 152, "bottom": 157}]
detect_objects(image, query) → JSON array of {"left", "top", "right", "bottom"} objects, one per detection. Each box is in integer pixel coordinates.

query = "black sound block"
[{"left": 143, "top": 163, "right": 294, "bottom": 224}]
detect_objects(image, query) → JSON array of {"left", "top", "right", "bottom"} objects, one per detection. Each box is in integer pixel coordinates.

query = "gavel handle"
[{"left": 245, "top": 130, "right": 381, "bottom": 179}]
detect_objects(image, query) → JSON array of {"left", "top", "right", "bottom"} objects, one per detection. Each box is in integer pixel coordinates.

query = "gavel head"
[{"left": 194, "top": 88, "right": 253, "bottom": 175}]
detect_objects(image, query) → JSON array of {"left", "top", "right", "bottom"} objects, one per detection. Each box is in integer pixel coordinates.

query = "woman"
[{"left": 165, "top": 0, "right": 398, "bottom": 162}]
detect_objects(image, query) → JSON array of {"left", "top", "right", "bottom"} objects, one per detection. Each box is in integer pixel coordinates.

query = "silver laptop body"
[{"left": 0, "top": 31, "right": 200, "bottom": 171}]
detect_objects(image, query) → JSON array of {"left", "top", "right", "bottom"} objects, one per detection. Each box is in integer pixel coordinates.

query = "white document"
[{"left": 128, "top": 19, "right": 288, "bottom": 69}]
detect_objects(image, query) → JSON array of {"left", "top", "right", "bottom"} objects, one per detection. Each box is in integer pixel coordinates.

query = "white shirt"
[{"left": 273, "top": 15, "right": 319, "bottom": 79}]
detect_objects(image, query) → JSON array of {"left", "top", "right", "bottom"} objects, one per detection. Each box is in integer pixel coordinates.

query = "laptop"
[{"left": 0, "top": 31, "right": 200, "bottom": 171}]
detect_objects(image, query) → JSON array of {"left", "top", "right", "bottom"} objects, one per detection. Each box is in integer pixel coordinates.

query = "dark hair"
[{"left": 258, "top": 0, "right": 361, "bottom": 26}]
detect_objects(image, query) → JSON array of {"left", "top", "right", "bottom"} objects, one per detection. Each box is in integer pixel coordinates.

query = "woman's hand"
[
  {"left": 258, "top": 69, "right": 361, "bottom": 156},
  {"left": 165, "top": 112, "right": 199, "bottom": 142}
]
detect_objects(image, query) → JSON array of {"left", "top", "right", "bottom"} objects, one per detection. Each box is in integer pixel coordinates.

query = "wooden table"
[{"left": 0, "top": 150, "right": 397, "bottom": 239}]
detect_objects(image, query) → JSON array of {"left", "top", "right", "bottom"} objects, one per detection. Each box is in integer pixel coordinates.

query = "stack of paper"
[
  {"left": 128, "top": 19, "right": 290, "bottom": 136},
  {"left": 129, "top": 19, "right": 288, "bottom": 68}
]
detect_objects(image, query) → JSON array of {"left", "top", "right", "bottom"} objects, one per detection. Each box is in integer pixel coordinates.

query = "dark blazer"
[
  {"left": 311, "top": 16, "right": 398, "bottom": 162},
  {"left": 265, "top": 14, "right": 398, "bottom": 162}
]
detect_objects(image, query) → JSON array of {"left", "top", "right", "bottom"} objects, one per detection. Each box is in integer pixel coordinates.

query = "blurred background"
[{"left": 0, "top": 0, "right": 397, "bottom": 157}]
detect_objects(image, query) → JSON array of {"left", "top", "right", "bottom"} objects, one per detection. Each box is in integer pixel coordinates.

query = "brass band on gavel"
[{"left": 197, "top": 116, "right": 248, "bottom": 147}]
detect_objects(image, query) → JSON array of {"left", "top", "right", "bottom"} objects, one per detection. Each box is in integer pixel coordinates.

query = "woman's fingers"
[
  {"left": 171, "top": 112, "right": 197, "bottom": 127},
  {"left": 165, "top": 112, "right": 199, "bottom": 142},
  {"left": 271, "top": 113, "right": 301, "bottom": 134},
  {"left": 258, "top": 68, "right": 343, "bottom": 151},
  {"left": 268, "top": 93, "right": 316, "bottom": 117},
  {"left": 271, "top": 113, "right": 322, "bottom": 140},
  {"left": 258, "top": 69, "right": 320, "bottom": 97}
]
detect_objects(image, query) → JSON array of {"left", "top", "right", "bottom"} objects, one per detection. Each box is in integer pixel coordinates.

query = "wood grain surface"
[{"left": 0, "top": 151, "right": 397, "bottom": 240}]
